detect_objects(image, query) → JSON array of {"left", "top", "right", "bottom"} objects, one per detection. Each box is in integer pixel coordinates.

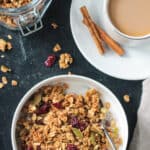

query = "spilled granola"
[
  {"left": 11, "top": 80, "right": 18, "bottom": 87},
  {"left": 59, "top": 53, "right": 73, "bottom": 69},
  {"left": 16, "top": 84, "right": 122, "bottom": 150},
  {"left": 123, "top": 94, "right": 130, "bottom": 103},
  {"left": 51, "top": 22, "right": 58, "bottom": 29},
  {"left": 0, "top": 39, "right": 12, "bottom": 52},
  {"left": 0, "top": 65, "right": 11, "bottom": 73},
  {"left": 0, "top": 82, "right": 4, "bottom": 88},
  {"left": 2, "top": 76, "right": 8, "bottom": 85},
  {"left": 53, "top": 43, "right": 61, "bottom": 52}
]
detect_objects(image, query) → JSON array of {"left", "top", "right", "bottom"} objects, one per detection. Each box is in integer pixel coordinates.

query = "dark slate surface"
[{"left": 0, "top": 0, "right": 142, "bottom": 149}]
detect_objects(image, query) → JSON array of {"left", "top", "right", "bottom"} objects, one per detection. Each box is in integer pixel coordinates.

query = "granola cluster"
[
  {"left": 16, "top": 84, "right": 122, "bottom": 150},
  {"left": 59, "top": 53, "right": 73, "bottom": 69},
  {"left": 53, "top": 43, "right": 61, "bottom": 52},
  {"left": 0, "top": 38, "right": 12, "bottom": 52},
  {"left": 44, "top": 52, "right": 73, "bottom": 70}
]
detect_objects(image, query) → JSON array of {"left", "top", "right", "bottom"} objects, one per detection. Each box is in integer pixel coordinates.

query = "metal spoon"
[
  {"left": 101, "top": 120, "right": 117, "bottom": 150},
  {"left": 100, "top": 100, "right": 117, "bottom": 150}
]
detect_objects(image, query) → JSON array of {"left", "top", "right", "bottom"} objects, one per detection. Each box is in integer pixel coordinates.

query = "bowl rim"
[
  {"left": 11, "top": 74, "right": 129, "bottom": 150},
  {"left": 104, "top": 0, "right": 150, "bottom": 40}
]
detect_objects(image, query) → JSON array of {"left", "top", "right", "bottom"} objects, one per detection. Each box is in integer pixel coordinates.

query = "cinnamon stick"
[
  {"left": 80, "top": 6, "right": 105, "bottom": 54},
  {"left": 95, "top": 24, "right": 125, "bottom": 56},
  {"left": 81, "top": 6, "right": 125, "bottom": 56}
]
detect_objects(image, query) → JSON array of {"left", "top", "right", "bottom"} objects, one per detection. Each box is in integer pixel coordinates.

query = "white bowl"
[
  {"left": 11, "top": 75, "right": 128, "bottom": 150},
  {"left": 103, "top": 0, "right": 150, "bottom": 47}
]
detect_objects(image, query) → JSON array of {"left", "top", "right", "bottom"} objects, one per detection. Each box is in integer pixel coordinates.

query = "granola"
[
  {"left": 0, "top": 82, "right": 4, "bottom": 88},
  {"left": 0, "top": 39, "right": 12, "bottom": 52},
  {"left": 0, "top": 65, "right": 11, "bottom": 73},
  {"left": 16, "top": 84, "right": 122, "bottom": 150},
  {"left": 0, "top": 0, "right": 32, "bottom": 8},
  {"left": 53, "top": 43, "right": 61, "bottom": 52},
  {"left": 11, "top": 80, "right": 18, "bottom": 86},
  {"left": 2, "top": 76, "right": 8, "bottom": 85},
  {"left": 51, "top": 22, "right": 58, "bottom": 29},
  {"left": 123, "top": 94, "right": 130, "bottom": 103},
  {"left": 59, "top": 53, "right": 73, "bottom": 69}
]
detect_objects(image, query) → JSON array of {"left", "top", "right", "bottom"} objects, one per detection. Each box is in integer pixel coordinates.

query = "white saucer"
[{"left": 70, "top": 0, "right": 150, "bottom": 80}]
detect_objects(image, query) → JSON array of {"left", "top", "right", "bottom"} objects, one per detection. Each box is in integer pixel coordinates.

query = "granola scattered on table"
[
  {"left": 51, "top": 22, "right": 58, "bottom": 29},
  {"left": 2, "top": 76, "right": 8, "bottom": 85},
  {"left": 0, "top": 82, "right": 4, "bottom": 88},
  {"left": 0, "top": 39, "right": 12, "bottom": 52},
  {"left": 0, "top": 65, "right": 11, "bottom": 73},
  {"left": 123, "top": 94, "right": 130, "bottom": 103},
  {"left": 11, "top": 80, "right": 18, "bottom": 87},
  {"left": 16, "top": 84, "right": 122, "bottom": 150},
  {"left": 0, "top": 37, "right": 19, "bottom": 89},
  {"left": 59, "top": 53, "right": 73, "bottom": 69},
  {"left": 53, "top": 43, "right": 61, "bottom": 52}
]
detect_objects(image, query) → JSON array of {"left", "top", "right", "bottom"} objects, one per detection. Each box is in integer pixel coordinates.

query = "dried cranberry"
[
  {"left": 67, "top": 144, "right": 78, "bottom": 150},
  {"left": 36, "top": 103, "right": 50, "bottom": 115},
  {"left": 36, "top": 145, "right": 41, "bottom": 150},
  {"left": 69, "top": 116, "right": 87, "bottom": 131},
  {"left": 69, "top": 116, "right": 79, "bottom": 128},
  {"left": 78, "top": 122, "right": 87, "bottom": 131},
  {"left": 44, "top": 55, "right": 56, "bottom": 67},
  {"left": 26, "top": 146, "right": 33, "bottom": 150},
  {"left": 52, "top": 102, "right": 63, "bottom": 109}
]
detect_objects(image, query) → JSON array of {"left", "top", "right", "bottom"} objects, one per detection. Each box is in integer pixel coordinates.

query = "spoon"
[
  {"left": 101, "top": 120, "right": 117, "bottom": 150},
  {"left": 100, "top": 100, "right": 117, "bottom": 150}
]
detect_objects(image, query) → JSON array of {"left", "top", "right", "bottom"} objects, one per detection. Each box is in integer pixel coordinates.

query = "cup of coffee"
[{"left": 103, "top": 0, "right": 150, "bottom": 47}]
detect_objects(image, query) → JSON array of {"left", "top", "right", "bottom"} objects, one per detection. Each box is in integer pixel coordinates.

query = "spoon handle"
[{"left": 103, "top": 126, "right": 117, "bottom": 150}]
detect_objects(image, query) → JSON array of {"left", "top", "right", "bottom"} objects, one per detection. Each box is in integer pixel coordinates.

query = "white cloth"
[{"left": 129, "top": 79, "right": 150, "bottom": 150}]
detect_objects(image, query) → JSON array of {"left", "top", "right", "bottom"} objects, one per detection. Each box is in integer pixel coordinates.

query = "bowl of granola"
[{"left": 11, "top": 75, "right": 128, "bottom": 150}]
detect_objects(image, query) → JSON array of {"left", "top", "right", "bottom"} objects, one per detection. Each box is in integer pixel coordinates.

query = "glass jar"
[{"left": 0, "top": 0, "right": 52, "bottom": 36}]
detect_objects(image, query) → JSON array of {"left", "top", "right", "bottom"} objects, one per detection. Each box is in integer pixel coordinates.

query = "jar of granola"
[{"left": 0, "top": 0, "right": 52, "bottom": 36}]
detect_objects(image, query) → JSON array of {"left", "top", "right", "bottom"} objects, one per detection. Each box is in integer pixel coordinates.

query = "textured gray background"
[{"left": 0, "top": 0, "right": 142, "bottom": 149}]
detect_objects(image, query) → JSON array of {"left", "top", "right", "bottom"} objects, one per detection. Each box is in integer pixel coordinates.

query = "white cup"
[{"left": 103, "top": 0, "right": 150, "bottom": 47}]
